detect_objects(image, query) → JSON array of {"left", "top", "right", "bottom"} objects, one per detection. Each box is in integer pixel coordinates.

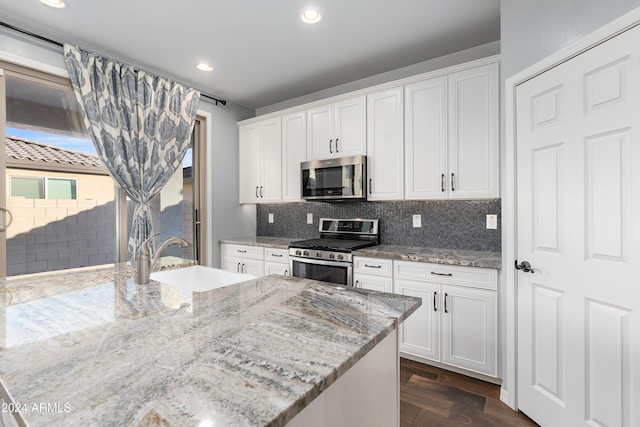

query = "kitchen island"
[{"left": 0, "top": 264, "right": 420, "bottom": 426}]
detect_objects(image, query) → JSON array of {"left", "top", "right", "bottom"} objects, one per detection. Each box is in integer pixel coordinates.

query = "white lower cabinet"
[
  {"left": 221, "top": 244, "right": 264, "bottom": 277},
  {"left": 353, "top": 257, "right": 393, "bottom": 292},
  {"left": 394, "top": 260, "right": 498, "bottom": 377},
  {"left": 264, "top": 248, "right": 290, "bottom": 276}
]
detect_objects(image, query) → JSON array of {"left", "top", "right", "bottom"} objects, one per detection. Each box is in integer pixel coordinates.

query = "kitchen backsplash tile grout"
[{"left": 257, "top": 200, "right": 501, "bottom": 252}]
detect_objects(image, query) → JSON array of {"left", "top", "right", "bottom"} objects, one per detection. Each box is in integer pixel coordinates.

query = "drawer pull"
[
  {"left": 365, "top": 264, "right": 382, "bottom": 269},
  {"left": 431, "top": 272, "right": 453, "bottom": 277},
  {"left": 237, "top": 249, "right": 247, "bottom": 253},
  {"left": 271, "top": 253, "right": 283, "bottom": 257}
]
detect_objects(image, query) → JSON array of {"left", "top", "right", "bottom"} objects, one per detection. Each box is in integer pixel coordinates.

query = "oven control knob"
[
  {"left": 295, "top": 250, "right": 302, "bottom": 256},
  {"left": 329, "top": 253, "right": 335, "bottom": 259},
  {"left": 316, "top": 251, "right": 321, "bottom": 257},
  {"left": 337, "top": 254, "right": 344, "bottom": 260},
  {"left": 303, "top": 251, "right": 309, "bottom": 256}
]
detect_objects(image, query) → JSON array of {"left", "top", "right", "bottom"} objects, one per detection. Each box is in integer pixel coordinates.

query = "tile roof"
[{"left": 5, "top": 136, "right": 103, "bottom": 169}]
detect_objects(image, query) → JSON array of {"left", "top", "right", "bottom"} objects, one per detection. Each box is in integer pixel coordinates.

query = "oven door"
[{"left": 290, "top": 256, "right": 353, "bottom": 287}]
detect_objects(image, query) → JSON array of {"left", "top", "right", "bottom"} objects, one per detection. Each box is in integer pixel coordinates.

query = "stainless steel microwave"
[{"left": 301, "top": 155, "right": 367, "bottom": 201}]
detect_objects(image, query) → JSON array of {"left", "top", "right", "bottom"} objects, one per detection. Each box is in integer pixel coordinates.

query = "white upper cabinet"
[
  {"left": 281, "top": 111, "right": 307, "bottom": 202},
  {"left": 447, "top": 63, "right": 499, "bottom": 199},
  {"left": 404, "top": 76, "right": 448, "bottom": 199},
  {"left": 366, "top": 87, "right": 404, "bottom": 200},
  {"left": 405, "top": 62, "right": 499, "bottom": 200},
  {"left": 239, "top": 117, "right": 282, "bottom": 203},
  {"left": 306, "top": 95, "right": 366, "bottom": 160}
]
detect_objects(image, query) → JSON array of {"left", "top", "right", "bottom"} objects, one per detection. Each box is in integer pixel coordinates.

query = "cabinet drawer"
[
  {"left": 265, "top": 248, "right": 289, "bottom": 263},
  {"left": 222, "top": 244, "right": 264, "bottom": 260},
  {"left": 394, "top": 261, "right": 497, "bottom": 290},
  {"left": 353, "top": 257, "right": 393, "bottom": 277}
]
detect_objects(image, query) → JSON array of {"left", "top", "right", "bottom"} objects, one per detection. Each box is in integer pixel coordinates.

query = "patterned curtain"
[{"left": 63, "top": 44, "right": 200, "bottom": 261}]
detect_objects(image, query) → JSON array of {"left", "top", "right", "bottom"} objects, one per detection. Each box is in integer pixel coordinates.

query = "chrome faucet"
[{"left": 135, "top": 236, "right": 189, "bottom": 284}]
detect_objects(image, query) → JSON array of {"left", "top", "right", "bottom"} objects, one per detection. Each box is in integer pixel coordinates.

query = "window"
[
  {"left": 9, "top": 176, "right": 77, "bottom": 200},
  {"left": 10, "top": 176, "right": 44, "bottom": 199}
]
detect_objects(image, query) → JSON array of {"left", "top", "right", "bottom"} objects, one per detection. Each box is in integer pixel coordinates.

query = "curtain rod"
[{"left": 0, "top": 20, "right": 228, "bottom": 106}]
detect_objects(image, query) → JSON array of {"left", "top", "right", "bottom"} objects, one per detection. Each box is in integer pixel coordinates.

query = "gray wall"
[
  {"left": 257, "top": 41, "right": 500, "bottom": 116},
  {"left": 199, "top": 99, "right": 256, "bottom": 268},
  {"left": 500, "top": 0, "right": 640, "bottom": 80}
]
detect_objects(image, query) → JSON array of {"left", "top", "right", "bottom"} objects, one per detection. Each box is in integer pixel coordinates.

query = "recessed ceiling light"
[
  {"left": 40, "top": 0, "right": 66, "bottom": 8},
  {"left": 301, "top": 7, "right": 322, "bottom": 24},
  {"left": 196, "top": 63, "right": 214, "bottom": 72}
]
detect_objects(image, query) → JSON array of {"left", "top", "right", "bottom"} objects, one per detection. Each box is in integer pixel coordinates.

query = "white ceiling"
[{"left": 0, "top": 0, "right": 500, "bottom": 109}]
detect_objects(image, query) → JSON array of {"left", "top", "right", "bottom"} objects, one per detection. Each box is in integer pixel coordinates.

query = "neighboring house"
[{"left": 5, "top": 135, "right": 115, "bottom": 276}]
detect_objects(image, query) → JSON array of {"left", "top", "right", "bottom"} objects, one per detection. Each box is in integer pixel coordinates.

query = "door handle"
[
  {"left": 355, "top": 280, "right": 359, "bottom": 288},
  {"left": 256, "top": 186, "right": 259, "bottom": 198},
  {"left": 260, "top": 186, "right": 263, "bottom": 198},
  {"left": 237, "top": 262, "right": 241, "bottom": 272},
  {"left": 441, "top": 174, "right": 445, "bottom": 192},
  {"left": 284, "top": 269, "right": 288, "bottom": 277},
  {"left": 336, "top": 137, "right": 339, "bottom": 152},
  {"left": 369, "top": 178, "right": 372, "bottom": 194},
  {"left": 242, "top": 263, "right": 246, "bottom": 273},
  {"left": 0, "top": 207, "right": 13, "bottom": 232},
  {"left": 515, "top": 260, "right": 535, "bottom": 273},
  {"left": 444, "top": 293, "right": 449, "bottom": 313},
  {"left": 329, "top": 139, "right": 333, "bottom": 153},
  {"left": 451, "top": 173, "right": 455, "bottom": 192},
  {"left": 433, "top": 291, "right": 437, "bottom": 312}
]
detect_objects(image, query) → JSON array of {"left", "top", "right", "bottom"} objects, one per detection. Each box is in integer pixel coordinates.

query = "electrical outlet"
[
  {"left": 307, "top": 213, "right": 313, "bottom": 224},
  {"left": 486, "top": 214, "right": 498, "bottom": 229},
  {"left": 412, "top": 214, "right": 421, "bottom": 228},
  {"left": 268, "top": 213, "right": 274, "bottom": 224}
]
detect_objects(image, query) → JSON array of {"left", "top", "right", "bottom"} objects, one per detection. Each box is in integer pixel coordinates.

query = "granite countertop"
[
  {"left": 220, "top": 236, "right": 297, "bottom": 249},
  {"left": 0, "top": 264, "right": 420, "bottom": 427},
  {"left": 221, "top": 237, "right": 501, "bottom": 269},
  {"left": 355, "top": 244, "right": 502, "bottom": 269}
]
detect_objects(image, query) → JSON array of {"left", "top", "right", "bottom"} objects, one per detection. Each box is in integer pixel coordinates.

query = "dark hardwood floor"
[{"left": 400, "top": 358, "right": 539, "bottom": 427}]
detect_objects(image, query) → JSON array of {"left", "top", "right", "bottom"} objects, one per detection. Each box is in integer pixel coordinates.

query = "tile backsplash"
[{"left": 257, "top": 200, "right": 501, "bottom": 252}]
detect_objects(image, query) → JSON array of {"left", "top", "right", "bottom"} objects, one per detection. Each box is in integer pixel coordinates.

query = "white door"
[
  {"left": 366, "top": 87, "right": 404, "bottom": 200},
  {"left": 281, "top": 111, "right": 306, "bottom": 202},
  {"left": 334, "top": 96, "right": 366, "bottom": 156},
  {"left": 238, "top": 124, "right": 261, "bottom": 203},
  {"left": 404, "top": 76, "right": 448, "bottom": 200},
  {"left": 395, "top": 279, "right": 440, "bottom": 361},
  {"left": 448, "top": 63, "right": 498, "bottom": 199},
  {"left": 516, "top": 25, "right": 640, "bottom": 427},
  {"left": 259, "top": 117, "right": 282, "bottom": 203},
  {"left": 306, "top": 104, "right": 333, "bottom": 160},
  {"left": 440, "top": 285, "right": 497, "bottom": 377}
]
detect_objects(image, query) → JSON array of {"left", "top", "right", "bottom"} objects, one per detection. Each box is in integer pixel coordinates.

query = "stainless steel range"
[{"left": 289, "top": 218, "right": 379, "bottom": 287}]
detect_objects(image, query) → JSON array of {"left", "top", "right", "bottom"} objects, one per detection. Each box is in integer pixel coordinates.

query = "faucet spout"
[{"left": 135, "top": 236, "right": 189, "bottom": 284}]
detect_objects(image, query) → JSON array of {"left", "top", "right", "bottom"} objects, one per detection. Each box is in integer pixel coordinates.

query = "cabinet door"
[
  {"left": 448, "top": 63, "right": 498, "bottom": 199},
  {"left": 404, "top": 76, "right": 448, "bottom": 200},
  {"left": 260, "top": 117, "right": 282, "bottom": 203},
  {"left": 281, "top": 112, "right": 307, "bottom": 202},
  {"left": 395, "top": 279, "right": 440, "bottom": 361},
  {"left": 441, "top": 285, "right": 497, "bottom": 376},
  {"left": 241, "top": 257, "right": 264, "bottom": 277},
  {"left": 221, "top": 255, "right": 243, "bottom": 273},
  {"left": 238, "top": 124, "right": 262, "bottom": 203},
  {"left": 354, "top": 273, "right": 392, "bottom": 293},
  {"left": 334, "top": 96, "right": 366, "bottom": 157},
  {"left": 366, "top": 87, "right": 404, "bottom": 200},
  {"left": 306, "top": 104, "right": 334, "bottom": 160},
  {"left": 264, "top": 261, "right": 289, "bottom": 276}
]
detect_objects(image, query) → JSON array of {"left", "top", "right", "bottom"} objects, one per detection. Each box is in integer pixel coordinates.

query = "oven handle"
[{"left": 289, "top": 255, "right": 353, "bottom": 268}]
